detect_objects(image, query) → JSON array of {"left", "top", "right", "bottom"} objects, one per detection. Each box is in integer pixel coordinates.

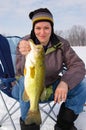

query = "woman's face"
[{"left": 34, "top": 21, "right": 52, "bottom": 46}]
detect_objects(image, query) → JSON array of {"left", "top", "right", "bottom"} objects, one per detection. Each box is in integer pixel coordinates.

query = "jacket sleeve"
[
  {"left": 61, "top": 40, "right": 85, "bottom": 89},
  {"left": 15, "top": 42, "right": 25, "bottom": 76}
]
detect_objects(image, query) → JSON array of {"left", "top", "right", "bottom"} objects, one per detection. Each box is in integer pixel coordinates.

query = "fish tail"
[{"left": 25, "top": 109, "right": 42, "bottom": 125}]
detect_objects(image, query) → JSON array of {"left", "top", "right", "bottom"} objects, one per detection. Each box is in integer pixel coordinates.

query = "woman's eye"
[{"left": 35, "top": 27, "right": 40, "bottom": 30}]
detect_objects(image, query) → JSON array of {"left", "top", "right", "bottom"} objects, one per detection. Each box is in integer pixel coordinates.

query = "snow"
[
  {"left": 72, "top": 46, "right": 86, "bottom": 68},
  {"left": 0, "top": 46, "right": 86, "bottom": 130}
]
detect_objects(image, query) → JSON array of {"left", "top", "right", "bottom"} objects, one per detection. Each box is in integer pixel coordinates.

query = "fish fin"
[
  {"left": 24, "top": 67, "right": 26, "bottom": 76},
  {"left": 25, "top": 110, "right": 41, "bottom": 125},
  {"left": 40, "top": 86, "right": 53, "bottom": 101},
  {"left": 40, "top": 88, "right": 46, "bottom": 101},
  {"left": 22, "top": 90, "right": 29, "bottom": 102},
  {"left": 30, "top": 66, "right": 35, "bottom": 78}
]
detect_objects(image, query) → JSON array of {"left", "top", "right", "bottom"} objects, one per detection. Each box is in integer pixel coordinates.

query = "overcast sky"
[{"left": 0, "top": 0, "right": 86, "bottom": 36}]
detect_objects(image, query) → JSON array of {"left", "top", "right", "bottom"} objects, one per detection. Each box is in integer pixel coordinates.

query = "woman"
[{"left": 12, "top": 8, "right": 86, "bottom": 130}]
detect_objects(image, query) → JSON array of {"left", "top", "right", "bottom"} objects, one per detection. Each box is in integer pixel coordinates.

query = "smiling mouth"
[{"left": 40, "top": 36, "right": 46, "bottom": 38}]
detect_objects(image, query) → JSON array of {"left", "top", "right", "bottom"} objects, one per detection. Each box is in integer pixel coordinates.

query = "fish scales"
[{"left": 22, "top": 39, "right": 45, "bottom": 125}]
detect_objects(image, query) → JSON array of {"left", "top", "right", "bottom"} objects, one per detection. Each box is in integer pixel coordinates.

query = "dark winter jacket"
[{"left": 16, "top": 35, "right": 85, "bottom": 89}]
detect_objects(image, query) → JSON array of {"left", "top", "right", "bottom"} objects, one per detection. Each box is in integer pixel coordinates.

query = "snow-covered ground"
[
  {"left": 0, "top": 46, "right": 86, "bottom": 130},
  {"left": 72, "top": 46, "right": 86, "bottom": 68}
]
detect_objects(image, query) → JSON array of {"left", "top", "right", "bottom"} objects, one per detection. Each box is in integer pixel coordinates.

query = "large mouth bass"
[{"left": 22, "top": 39, "right": 45, "bottom": 125}]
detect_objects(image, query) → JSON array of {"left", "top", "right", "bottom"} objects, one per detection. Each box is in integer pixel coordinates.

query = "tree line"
[
  {"left": 2, "top": 25, "right": 86, "bottom": 46},
  {"left": 56, "top": 25, "right": 86, "bottom": 46}
]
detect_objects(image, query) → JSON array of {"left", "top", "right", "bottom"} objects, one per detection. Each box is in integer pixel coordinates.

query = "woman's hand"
[
  {"left": 54, "top": 81, "right": 68, "bottom": 103},
  {"left": 18, "top": 40, "right": 31, "bottom": 55}
]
